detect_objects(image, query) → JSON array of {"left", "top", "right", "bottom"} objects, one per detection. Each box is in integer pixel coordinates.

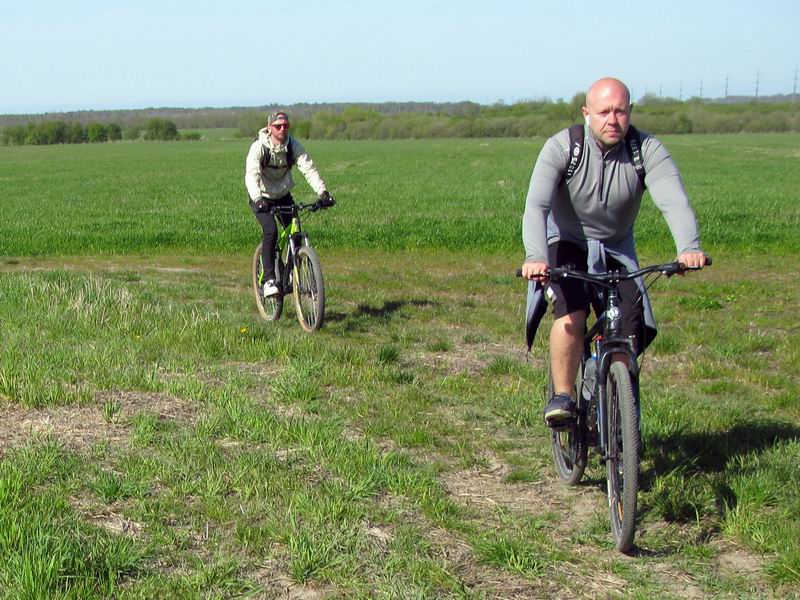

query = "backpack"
[
  {"left": 564, "top": 124, "right": 646, "bottom": 186},
  {"left": 259, "top": 136, "right": 295, "bottom": 171}
]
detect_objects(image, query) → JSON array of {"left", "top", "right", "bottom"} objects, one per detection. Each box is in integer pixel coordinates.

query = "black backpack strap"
[
  {"left": 286, "top": 137, "right": 295, "bottom": 167},
  {"left": 259, "top": 137, "right": 295, "bottom": 170},
  {"left": 624, "top": 125, "right": 646, "bottom": 186},
  {"left": 564, "top": 124, "right": 585, "bottom": 182},
  {"left": 259, "top": 145, "right": 270, "bottom": 171}
]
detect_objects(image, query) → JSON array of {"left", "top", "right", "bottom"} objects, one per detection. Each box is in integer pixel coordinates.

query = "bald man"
[{"left": 521, "top": 78, "right": 707, "bottom": 425}]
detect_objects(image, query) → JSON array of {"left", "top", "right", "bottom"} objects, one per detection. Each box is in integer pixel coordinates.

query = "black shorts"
[{"left": 547, "top": 241, "right": 645, "bottom": 353}]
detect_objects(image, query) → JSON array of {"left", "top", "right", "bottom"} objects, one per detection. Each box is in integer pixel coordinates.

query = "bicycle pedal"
[{"left": 549, "top": 419, "right": 577, "bottom": 431}]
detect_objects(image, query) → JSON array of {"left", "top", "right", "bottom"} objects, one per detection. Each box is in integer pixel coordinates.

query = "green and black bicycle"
[{"left": 252, "top": 197, "right": 334, "bottom": 332}]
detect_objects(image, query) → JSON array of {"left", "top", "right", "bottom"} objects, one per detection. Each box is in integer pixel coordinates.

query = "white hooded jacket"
[{"left": 244, "top": 128, "right": 326, "bottom": 201}]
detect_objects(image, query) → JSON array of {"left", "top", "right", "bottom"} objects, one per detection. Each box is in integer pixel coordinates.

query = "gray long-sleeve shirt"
[{"left": 522, "top": 125, "right": 701, "bottom": 264}]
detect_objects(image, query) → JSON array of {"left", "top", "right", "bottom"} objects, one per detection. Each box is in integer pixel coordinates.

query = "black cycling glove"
[{"left": 319, "top": 191, "right": 336, "bottom": 208}]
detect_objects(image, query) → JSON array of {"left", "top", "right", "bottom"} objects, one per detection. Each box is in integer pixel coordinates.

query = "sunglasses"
[{"left": 271, "top": 123, "right": 289, "bottom": 130}]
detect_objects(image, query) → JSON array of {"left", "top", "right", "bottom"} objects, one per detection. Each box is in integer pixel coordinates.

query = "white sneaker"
[{"left": 262, "top": 279, "right": 279, "bottom": 297}]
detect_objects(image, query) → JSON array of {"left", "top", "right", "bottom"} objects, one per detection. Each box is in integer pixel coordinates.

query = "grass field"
[{"left": 0, "top": 134, "right": 798, "bottom": 598}]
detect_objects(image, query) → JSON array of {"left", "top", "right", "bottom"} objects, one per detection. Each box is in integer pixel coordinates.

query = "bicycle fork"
[{"left": 597, "top": 380, "right": 608, "bottom": 461}]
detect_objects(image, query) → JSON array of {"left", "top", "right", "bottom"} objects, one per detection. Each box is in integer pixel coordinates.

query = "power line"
[{"left": 640, "top": 68, "right": 800, "bottom": 102}]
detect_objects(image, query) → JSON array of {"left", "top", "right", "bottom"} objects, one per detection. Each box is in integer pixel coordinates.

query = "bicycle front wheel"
[
  {"left": 252, "top": 242, "right": 284, "bottom": 322},
  {"left": 548, "top": 363, "right": 587, "bottom": 485},
  {"left": 605, "top": 360, "right": 640, "bottom": 552},
  {"left": 292, "top": 245, "right": 325, "bottom": 332}
]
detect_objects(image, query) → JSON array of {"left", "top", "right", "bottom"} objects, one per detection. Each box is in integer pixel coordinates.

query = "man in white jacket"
[{"left": 245, "top": 111, "right": 332, "bottom": 296}]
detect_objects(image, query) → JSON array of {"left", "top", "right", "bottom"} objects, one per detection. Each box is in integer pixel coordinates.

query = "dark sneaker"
[{"left": 544, "top": 393, "right": 577, "bottom": 426}]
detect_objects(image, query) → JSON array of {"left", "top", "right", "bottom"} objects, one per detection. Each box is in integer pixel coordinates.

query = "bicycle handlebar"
[
  {"left": 263, "top": 198, "right": 335, "bottom": 215},
  {"left": 515, "top": 257, "right": 712, "bottom": 282}
]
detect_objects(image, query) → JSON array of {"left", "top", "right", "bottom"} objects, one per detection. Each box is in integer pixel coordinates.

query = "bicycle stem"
[{"left": 606, "top": 288, "right": 622, "bottom": 337}]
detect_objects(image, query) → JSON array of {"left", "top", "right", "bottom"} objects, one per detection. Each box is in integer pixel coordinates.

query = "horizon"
[{"left": 3, "top": 91, "right": 798, "bottom": 120}]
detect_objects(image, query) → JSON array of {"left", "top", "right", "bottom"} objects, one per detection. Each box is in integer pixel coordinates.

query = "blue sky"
[{"left": 2, "top": 0, "right": 798, "bottom": 114}]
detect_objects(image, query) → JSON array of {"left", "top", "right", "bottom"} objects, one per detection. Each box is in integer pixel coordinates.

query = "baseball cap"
[{"left": 268, "top": 111, "right": 289, "bottom": 124}]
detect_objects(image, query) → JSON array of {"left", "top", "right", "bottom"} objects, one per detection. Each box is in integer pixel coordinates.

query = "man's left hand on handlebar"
[
  {"left": 319, "top": 191, "right": 336, "bottom": 208},
  {"left": 677, "top": 251, "right": 708, "bottom": 271}
]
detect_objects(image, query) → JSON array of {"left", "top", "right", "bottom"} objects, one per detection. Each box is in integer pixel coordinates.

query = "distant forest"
[{"left": 2, "top": 94, "right": 799, "bottom": 143}]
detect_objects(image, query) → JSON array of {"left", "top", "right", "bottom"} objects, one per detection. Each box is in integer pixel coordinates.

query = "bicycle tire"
[
  {"left": 605, "top": 360, "right": 640, "bottom": 552},
  {"left": 548, "top": 362, "right": 588, "bottom": 485},
  {"left": 252, "top": 242, "right": 284, "bottom": 322},
  {"left": 292, "top": 245, "right": 325, "bottom": 332}
]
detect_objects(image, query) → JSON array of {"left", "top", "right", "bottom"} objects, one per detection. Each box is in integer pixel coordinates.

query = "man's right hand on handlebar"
[
  {"left": 521, "top": 261, "right": 549, "bottom": 281},
  {"left": 253, "top": 197, "right": 269, "bottom": 212}
]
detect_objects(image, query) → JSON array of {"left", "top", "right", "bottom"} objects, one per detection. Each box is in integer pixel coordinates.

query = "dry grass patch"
[
  {"left": 0, "top": 390, "right": 200, "bottom": 452},
  {"left": 424, "top": 525, "right": 564, "bottom": 599},
  {"left": 441, "top": 450, "right": 600, "bottom": 534},
  {"left": 248, "top": 563, "right": 337, "bottom": 600}
]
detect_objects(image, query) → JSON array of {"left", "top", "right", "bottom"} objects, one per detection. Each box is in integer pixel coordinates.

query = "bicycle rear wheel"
[
  {"left": 548, "top": 362, "right": 588, "bottom": 485},
  {"left": 605, "top": 360, "right": 640, "bottom": 552},
  {"left": 252, "top": 242, "right": 284, "bottom": 322},
  {"left": 292, "top": 245, "right": 325, "bottom": 332}
]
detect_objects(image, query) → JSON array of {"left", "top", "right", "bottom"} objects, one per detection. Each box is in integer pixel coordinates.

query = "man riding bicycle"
[
  {"left": 520, "top": 77, "right": 707, "bottom": 426},
  {"left": 245, "top": 111, "right": 333, "bottom": 297}
]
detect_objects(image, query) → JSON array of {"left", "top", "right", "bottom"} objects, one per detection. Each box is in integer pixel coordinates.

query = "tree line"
[
  {"left": 3, "top": 96, "right": 799, "bottom": 145},
  {"left": 235, "top": 96, "right": 800, "bottom": 140},
  {"left": 0, "top": 101, "right": 484, "bottom": 130},
  {"left": 1, "top": 118, "right": 201, "bottom": 146}
]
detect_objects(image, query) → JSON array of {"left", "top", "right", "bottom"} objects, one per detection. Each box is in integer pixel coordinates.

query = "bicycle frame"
[
  {"left": 584, "top": 288, "right": 637, "bottom": 457},
  {"left": 268, "top": 202, "right": 319, "bottom": 291},
  {"left": 277, "top": 216, "right": 302, "bottom": 279},
  {"left": 550, "top": 260, "right": 709, "bottom": 456}
]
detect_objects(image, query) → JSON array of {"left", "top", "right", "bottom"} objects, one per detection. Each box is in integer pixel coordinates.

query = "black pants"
[
  {"left": 547, "top": 241, "right": 646, "bottom": 355},
  {"left": 251, "top": 194, "right": 294, "bottom": 281}
]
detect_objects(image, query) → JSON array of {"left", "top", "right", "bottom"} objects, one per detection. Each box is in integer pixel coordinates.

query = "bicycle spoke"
[
  {"left": 293, "top": 246, "right": 325, "bottom": 332},
  {"left": 549, "top": 364, "right": 587, "bottom": 485}
]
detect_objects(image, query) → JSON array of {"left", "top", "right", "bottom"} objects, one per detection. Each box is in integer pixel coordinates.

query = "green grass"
[
  {"left": 2, "top": 134, "right": 798, "bottom": 257},
  {"left": 0, "top": 441, "right": 145, "bottom": 597},
  {"left": 0, "top": 134, "right": 798, "bottom": 597}
]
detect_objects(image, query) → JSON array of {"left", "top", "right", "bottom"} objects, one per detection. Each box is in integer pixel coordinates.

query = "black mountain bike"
[
  {"left": 531, "top": 259, "right": 709, "bottom": 552},
  {"left": 252, "top": 199, "right": 333, "bottom": 332}
]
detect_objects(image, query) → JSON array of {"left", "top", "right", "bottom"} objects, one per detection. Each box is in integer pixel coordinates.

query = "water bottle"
[{"left": 583, "top": 349, "right": 597, "bottom": 401}]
